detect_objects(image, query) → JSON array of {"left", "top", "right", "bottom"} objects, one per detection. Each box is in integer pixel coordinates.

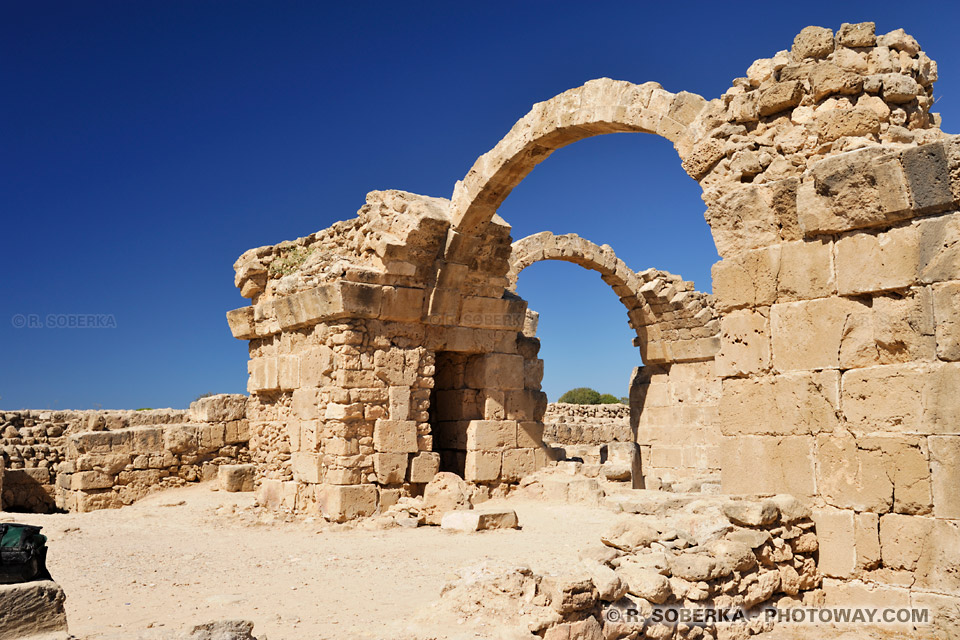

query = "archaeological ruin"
[{"left": 3, "top": 21, "right": 960, "bottom": 639}]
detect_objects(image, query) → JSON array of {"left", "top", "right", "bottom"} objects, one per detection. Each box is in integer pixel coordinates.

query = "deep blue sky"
[{"left": 3, "top": 2, "right": 959, "bottom": 409}]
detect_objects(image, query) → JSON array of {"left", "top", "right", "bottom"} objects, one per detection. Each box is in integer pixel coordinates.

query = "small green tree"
[
  {"left": 558, "top": 387, "right": 601, "bottom": 404},
  {"left": 598, "top": 394, "right": 620, "bottom": 404}
]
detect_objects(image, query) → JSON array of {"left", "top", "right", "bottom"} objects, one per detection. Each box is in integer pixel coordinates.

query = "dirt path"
[{"left": 4, "top": 484, "right": 619, "bottom": 639}]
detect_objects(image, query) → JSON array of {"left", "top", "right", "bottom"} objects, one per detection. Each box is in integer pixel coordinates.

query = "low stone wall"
[
  {"left": 543, "top": 402, "right": 632, "bottom": 445},
  {"left": 0, "top": 408, "right": 186, "bottom": 512},
  {"left": 56, "top": 395, "right": 250, "bottom": 512}
]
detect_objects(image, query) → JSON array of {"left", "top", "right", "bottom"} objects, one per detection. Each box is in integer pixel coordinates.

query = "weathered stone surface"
[
  {"left": 422, "top": 472, "right": 472, "bottom": 525},
  {"left": 777, "top": 239, "right": 835, "bottom": 301},
  {"left": 720, "top": 435, "right": 815, "bottom": 497},
  {"left": 218, "top": 464, "right": 255, "bottom": 492},
  {"left": 770, "top": 297, "right": 863, "bottom": 371},
  {"left": 835, "top": 225, "right": 918, "bottom": 294},
  {"left": 813, "top": 508, "right": 856, "bottom": 578},
  {"left": 793, "top": 25, "right": 835, "bottom": 59},
  {"left": 601, "top": 517, "right": 659, "bottom": 552},
  {"left": 711, "top": 246, "right": 779, "bottom": 311},
  {"left": 838, "top": 289, "right": 935, "bottom": 368},
  {"left": 934, "top": 282, "right": 960, "bottom": 360},
  {"left": 918, "top": 213, "right": 960, "bottom": 284},
  {"left": 190, "top": 394, "right": 247, "bottom": 423},
  {"left": 716, "top": 309, "right": 770, "bottom": 377},
  {"left": 723, "top": 500, "right": 779, "bottom": 526},
  {"left": 758, "top": 81, "right": 804, "bottom": 116},
  {"left": 618, "top": 564, "right": 671, "bottom": 604},
  {"left": 837, "top": 22, "right": 876, "bottom": 48},
  {"left": 315, "top": 484, "right": 377, "bottom": 523},
  {"left": 929, "top": 436, "right": 960, "bottom": 518},
  {"left": 440, "top": 508, "right": 518, "bottom": 531},
  {"left": 0, "top": 581, "right": 69, "bottom": 639}
]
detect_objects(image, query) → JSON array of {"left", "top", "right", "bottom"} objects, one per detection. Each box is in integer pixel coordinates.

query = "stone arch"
[
  {"left": 509, "top": 231, "right": 718, "bottom": 364},
  {"left": 448, "top": 78, "right": 709, "bottom": 237}
]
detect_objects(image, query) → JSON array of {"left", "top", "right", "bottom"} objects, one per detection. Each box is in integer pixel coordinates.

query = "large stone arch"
[
  {"left": 447, "top": 79, "right": 709, "bottom": 238},
  {"left": 508, "top": 231, "right": 718, "bottom": 364}
]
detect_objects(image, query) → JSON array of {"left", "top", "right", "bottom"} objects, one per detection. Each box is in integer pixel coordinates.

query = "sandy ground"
[{"left": 2, "top": 484, "right": 620, "bottom": 640}]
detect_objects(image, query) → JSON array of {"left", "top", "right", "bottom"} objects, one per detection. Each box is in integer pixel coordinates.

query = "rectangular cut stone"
[
  {"left": 248, "top": 357, "right": 279, "bottom": 393},
  {"left": 929, "top": 436, "right": 960, "bottom": 518},
  {"left": 226, "top": 306, "right": 256, "bottom": 339},
  {"left": 291, "top": 452, "right": 323, "bottom": 484},
  {"left": 466, "top": 420, "right": 517, "bottom": 450},
  {"left": 501, "top": 449, "right": 536, "bottom": 482},
  {"left": 770, "top": 297, "right": 863, "bottom": 371},
  {"left": 797, "top": 147, "right": 913, "bottom": 234},
  {"left": 517, "top": 421, "right": 545, "bottom": 448},
  {"left": 278, "top": 355, "right": 300, "bottom": 390},
  {"left": 716, "top": 309, "right": 770, "bottom": 377},
  {"left": 777, "top": 239, "right": 836, "bottom": 301},
  {"left": 813, "top": 508, "right": 856, "bottom": 578},
  {"left": 316, "top": 484, "right": 377, "bottom": 523},
  {"left": 465, "top": 353, "right": 524, "bottom": 390},
  {"left": 300, "top": 346, "right": 334, "bottom": 387},
  {"left": 465, "top": 450, "right": 501, "bottom": 482},
  {"left": 842, "top": 362, "right": 960, "bottom": 434},
  {"left": 292, "top": 388, "right": 319, "bottom": 420},
  {"left": 459, "top": 296, "right": 527, "bottom": 331},
  {"left": 408, "top": 452, "right": 440, "bottom": 483},
  {"left": 373, "top": 453, "right": 408, "bottom": 484},
  {"left": 934, "top": 282, "right": 960, "bottom": 360},
  {"left": 901, "top": 142, "right": 956, "bottom": 214},
  {"left": 71, "top": 470, "right": 115, "bottom": 490},
  {"left": 917, "top": 213, "right": 960, "bottom": 284},
  {"left": 855, "top": 512, "right": 882, "bottom": 571},
  {"left": 835, "top": 225, "right": 918, "bottom": 294},
  {"left": 380, "top": 286, "right": 425, "bottom": 322},
  {"left": 373, "top": 419, "right": 418, "bottom": 453},
  {"left": 838, "top": 289, "right": 935, "bottom": 368},
  {"left": 719, "top": 371, "right": 840, "bottom": 436},
  {"left": 719, "top": 435, "right": 815, "bottom": 498},
  {"left": 704, "top": 185, "right": 779, "bottom": 258},
  {"left": 0, "top": 581, "right": 69, "bottom": 638}
]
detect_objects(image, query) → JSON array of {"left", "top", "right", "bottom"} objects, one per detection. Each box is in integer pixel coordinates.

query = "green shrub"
[
  {"left": 598, "top": 394, "right": 621, "bottom": 404},
  {"left": 558, "top": 387, "right": 601, "bottom": 404}
]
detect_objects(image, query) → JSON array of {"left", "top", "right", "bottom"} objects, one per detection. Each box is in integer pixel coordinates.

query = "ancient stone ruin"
[
  {"left": 219, "top": 21, "right": 960, "bottom": 629},
  {"left": 3, "top": 21, "right": 959, "bottom": 639}
]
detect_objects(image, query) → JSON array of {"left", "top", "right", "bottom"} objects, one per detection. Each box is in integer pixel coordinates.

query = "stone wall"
[
  {"left": 0, "top": 395, "right": 250, "bottom": 513},
  {"left": 56, "top": 395, "right": 250, "bottom": 512},
  {"left": 0, "top": 408, "right": 186, "bottom": 512},
  {"left": 543, "top": 402, "right": 631, "bottom": 445}
]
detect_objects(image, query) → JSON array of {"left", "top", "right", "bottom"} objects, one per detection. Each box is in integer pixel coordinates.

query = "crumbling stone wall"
[
  {"left": 0, "top": 408, "right": 186, "bottom": 512},
  {"left": 543, "top": 403, "right": 632, "bottom": 446},
  {"left": 56, "top": 394, "right": 250, "bottom": 512},
  {"left": 228, "top": 22, "right": 959, "bottom": 616}
]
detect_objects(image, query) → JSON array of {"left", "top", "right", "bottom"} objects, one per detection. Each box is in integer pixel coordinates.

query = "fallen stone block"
[
  {"left": 440, "top": 508, "right": 519, "bottom": 532},
  {"left": 0, "top": 580, "right": 69, "bottom": 639},
  {"left": 218, "top": 464, "right": 255, "bottom": 493}
]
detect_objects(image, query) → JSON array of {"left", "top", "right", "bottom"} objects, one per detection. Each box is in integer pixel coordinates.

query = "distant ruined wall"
[
  {"left": 0, "top": 396, "right": 250, "bottom": 513},
  {"left": 226, "top": 22, "right": 960, "bottom": 629},
  {"left": 542, "top": 402, "right": 632, "bottom": 445}
]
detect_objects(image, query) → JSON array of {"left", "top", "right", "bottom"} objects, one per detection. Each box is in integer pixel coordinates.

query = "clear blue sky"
[{"left": 3, "top": 1, "right": 959, "bottom": 409}]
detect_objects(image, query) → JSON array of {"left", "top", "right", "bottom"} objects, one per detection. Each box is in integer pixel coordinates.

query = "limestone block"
[
  {"left": 837, "top": 21, "right": 876, "bottom": 47},
  {"left": 855, "top": 512, "right": 882, "bottom": 571},
  {"left": 770, "top": 297, "right": 863, "bottom": 371},
  {"left": 792, "top": 25, "right": 834, "bottom": 59},
  {"left": 842, "top": 362, "right": 960, "bottom": 434},
  {"left": 76, "top": 490, "right": 122, "bottom": 512},
  {"left": 777, "top": 239, "right": 836, "bottom": 301},
  {"left": 466, "top": 420, "right": 517, "bottom": 451},
  {"left": 189, "top": 394, "right": 247, "bottom": 422},
  {"left": 291, "top": 388, "right": 319, "bottom": 421},
  {"left": 300, "top": 346, "right": 334, "bottom": 387},
  {"left": 934, "top": 282, "right": 960, "bottom": 360},
  {"left": 248, "top": 357, "right": 279, "bottom": 393},
  {"left": 0, "top": 581, "right": 69, "bottom": 639},
  {"left": 501, "top": 448, "right": 536, "bottom": 482},
  {"left": 711, "top": 246, "right": 780, "bottom": 312},
  {"left": 838, "top": 289, "right": 935, "bottom": 368},
  {"left": 719, "top": 371, "right": 839, "bottom": 436},
  {"left": 226, "top": 306, "right": 256, "bottom": 340},
  {"left": 797, "top": 147, "right": 912, "bottom": 235},
  {"left": 324, "top": 403, "right": 363, "bottom": 421},
  {"left": 809, "top": 61, "right": 863, "bottom": 101},
  {"left": 440, "top": 508, "right": 519, "bottom": 532},
  {"left": 757, "top": 80, "right": 804, "bottom": 116},
  {"left": 517, "top": 421, "right": 544, "bottom": 448},
  {"left": 465, "top": 451, "right": 501, "bottom": 482},
  {"left": 813, "top": 507, "right": 856, "bottom": 578},
  {"left": 716, "top": 309, "right": 770, "bottom": 377},
  {"left": 459, "top": 296, "right": 526, "bottom": 331},
  {"left": 71, "top": 470, "right": 115, "bottom": 491},
  {"left": 465, "top": 353, "right": 524, "bottom": 390},
  {"left": 408, "top": 452, "right": 440, "bottom": 483},
  {"left": 76, "top": 452, "right": 131, "bottom": 474},
  {"left": 719, "top": 435, "right": 815, "bottom": 498},
  {"left": 255, "top": 478, "right": 297, "bottom": 511},
  {"left": 278, "top": 355, "right": 300, "bottom": 390},
  {"left": 388, "top": 385, "right": 411, "bottom": 421},
  {"left": 316, "top": 484, "right": 377, "bottom": 522},
  {"left": 879, "top": 513, "right": 930, "bottom": 571},
  {"left": 929, "top": 436, "right": 960, "bottom": 518},
  {"left": 816, "top": 107, "right": 881, "bottom": 142},
  {"left": 291, "top": 452, "right": 323, "bottom": 484},
  {"left": 218, "top": 464, "right": 255, "bottom": 492},
  {"left": 373, "top": 453, "right": 408, "bottom": 484},
  {"left": 835, "top": 224, "right": 918, "bottom": 294},
  {"left": 379, "top": 286, "right": 425, "bottom": 322},
  {"left": 705, "top": 181, "right": 798, "bottom": 258},
  {"left": 373, "top": 419, "right": 418, "bottom": 453},
  {"left": 917, "top": 213, "right": 960, "bottom": 284},
  {"left": 198, "top": 423, "right": 226, "bottom": 453},
  {"left": 901, "top": 142, "right": 957, "bottom": 214}
]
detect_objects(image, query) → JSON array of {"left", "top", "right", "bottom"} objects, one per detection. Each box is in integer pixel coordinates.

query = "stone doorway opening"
[{"left": 429, "top": 351, "right": 481, "bottom": 477}]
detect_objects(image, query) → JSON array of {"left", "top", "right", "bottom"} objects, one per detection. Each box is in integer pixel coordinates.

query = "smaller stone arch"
[{"left": 509, "top": 231, "right": 719, "bottom": 364}]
